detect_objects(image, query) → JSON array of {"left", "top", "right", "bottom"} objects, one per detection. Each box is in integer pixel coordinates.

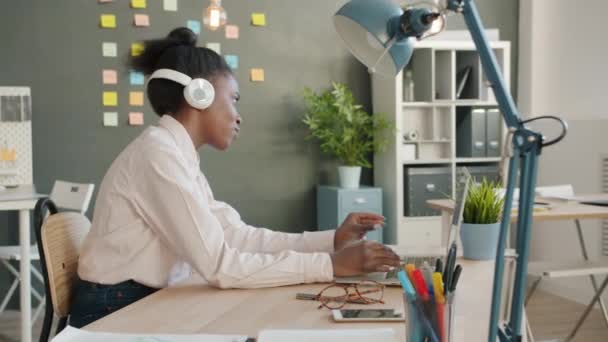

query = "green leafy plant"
[
  {"left": 301, "top": 82, "right": 393, "bottom": 168},
  {"left": 463, "top": 178, "right": 505, "bottom": 224}
]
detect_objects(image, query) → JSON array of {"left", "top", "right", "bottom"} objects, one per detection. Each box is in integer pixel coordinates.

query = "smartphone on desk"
[{"left": 332, "top": 309, "right": 404, "bottom": 322}]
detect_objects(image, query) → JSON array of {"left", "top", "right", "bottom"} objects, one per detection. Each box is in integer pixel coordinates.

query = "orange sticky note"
[
  {"left": 100, "top": 14, "right": 116, "bottom": 28},
  {"left": 131, "top": 0, "right": 146, "bottom": 9},
  {"left": 129, "top": 112, "right": 144, "bottom": 126},
  {"left": 251, "top": 13, "right": 266, "bottom": 26},
  {"left": 102, "top": 69, "right": 117, "bottom": 85},
  {"left": 103, "top": 92, "right": 118, "bottom": 106},
  {"left": 129, "top": 91, "right": 144, "bottom": 106},
  {"left": 131, "top": 42, "right": 144, "bottom": 56},
  {"left": 134, "top": 14, "right": 150, "bottom": 27},
  {"left": 250, "top": 68, "right": 265, "bottom": 82},
  {"left": 225, "top": 25, "right": 239, "bottom": 39}
]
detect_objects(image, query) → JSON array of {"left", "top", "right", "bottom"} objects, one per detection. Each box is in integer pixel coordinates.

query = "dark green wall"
[{"left": 0, "top": 0, "right": 518, "bottom": 307}]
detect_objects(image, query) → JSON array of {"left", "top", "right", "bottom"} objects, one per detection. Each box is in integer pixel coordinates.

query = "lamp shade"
[{"left": 333, "top": 0, "right": 415, "bottom": 77}]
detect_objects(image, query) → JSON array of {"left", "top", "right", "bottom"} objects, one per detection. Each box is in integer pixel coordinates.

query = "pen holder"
[{"left": 403, "top": 293, "right": 455, "bottom": 342}]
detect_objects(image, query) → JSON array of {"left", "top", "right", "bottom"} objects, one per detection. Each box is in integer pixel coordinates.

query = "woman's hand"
[
  {"left": 330, "top": 240, "right": 401, "bottom": 276},
  {"left": 334, "top": 212, "right": 385, "bottom": 251}
]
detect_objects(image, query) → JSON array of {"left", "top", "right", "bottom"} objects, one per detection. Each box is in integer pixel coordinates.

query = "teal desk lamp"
[{"left": 333, "top": 1, "right": 568, "bottom": 341}]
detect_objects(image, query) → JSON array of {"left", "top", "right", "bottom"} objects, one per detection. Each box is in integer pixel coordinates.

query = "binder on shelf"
[
  {"left": 456, "top": 107, "right": 486, "bottom": 158},
  {"left": 485, "top": 108, "right": 501, "bottom": 157}
]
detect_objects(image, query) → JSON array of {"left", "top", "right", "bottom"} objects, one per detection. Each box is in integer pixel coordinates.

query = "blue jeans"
[{"left": 69, "top": 278, "right": 159, "bottom": 328}]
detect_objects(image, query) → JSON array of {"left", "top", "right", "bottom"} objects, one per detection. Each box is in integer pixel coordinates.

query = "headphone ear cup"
[{"left": 183, "top": 78, "right": 215, "bottom": 109}]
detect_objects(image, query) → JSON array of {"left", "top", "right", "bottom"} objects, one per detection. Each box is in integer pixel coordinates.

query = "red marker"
[{"left": 412, "top": 269, "right": 430, "bottom": 301}]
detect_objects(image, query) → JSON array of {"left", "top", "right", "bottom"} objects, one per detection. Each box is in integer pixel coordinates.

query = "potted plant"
[
  {"left": 302, "top": 82, "right": 392, "bottom": 188},
  {"left": 460, "top": 178, "right": 505, "bottom": 260}
]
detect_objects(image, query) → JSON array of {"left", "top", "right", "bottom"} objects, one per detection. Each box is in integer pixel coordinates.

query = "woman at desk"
[{"left": 70, "top": 28, "right": 400, "bottom": 327}]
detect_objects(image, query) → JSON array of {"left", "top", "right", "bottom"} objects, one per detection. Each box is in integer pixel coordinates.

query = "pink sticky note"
[
  {"left": 225, "top": 25, "right": 239, "bottom": 39},
  {"left": 134, "top": 14, "right": 150, "bottom": 27},
  {"left": 129, "top": 112, "right": 144, "bottom": 126},
  {"left": 102, "top": 69, "right": 117, "bottom": 84}
]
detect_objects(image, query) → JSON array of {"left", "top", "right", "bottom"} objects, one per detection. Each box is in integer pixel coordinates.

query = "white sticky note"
[
  {"left": 163, "top": 0, "right": 178, "bottom": 11},
  {"left": 102, "top": 42, "right": 117, "bottom": 57},
  {"left": 103, "top": 112, "right": 118, "bottom": 127},
  {"left": 206, "top": 42, "right": 221, "bottom": 54}
]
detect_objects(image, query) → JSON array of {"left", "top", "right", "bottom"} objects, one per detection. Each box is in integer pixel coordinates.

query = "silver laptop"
[{"left": 335, "top": 167, "right": 471, "bottom": 285}]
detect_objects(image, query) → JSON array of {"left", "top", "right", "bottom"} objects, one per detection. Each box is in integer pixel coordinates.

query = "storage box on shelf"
[{"left": 372, "top": 39, "right": 510, "bottom": 246}]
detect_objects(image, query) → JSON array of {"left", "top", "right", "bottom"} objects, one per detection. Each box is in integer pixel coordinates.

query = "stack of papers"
[{"left": 52, "top": 327, "right": 249, "bottom": 342}]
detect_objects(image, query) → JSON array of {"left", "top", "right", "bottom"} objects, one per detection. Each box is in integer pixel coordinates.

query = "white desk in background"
[{"left": 0, "top": 185, "right": 46, "bottom": 342}]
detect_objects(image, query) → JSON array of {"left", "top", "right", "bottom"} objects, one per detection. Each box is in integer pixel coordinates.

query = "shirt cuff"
[
  {"left": 303, "top": 252, "right": 334, "bottom": 283},
  {"left": 302, "top": 230, "right": 336, "bottom": 253}
]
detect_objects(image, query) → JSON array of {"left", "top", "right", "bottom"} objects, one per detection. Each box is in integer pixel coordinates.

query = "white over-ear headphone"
[{"left": 147, "top": 68, "right": 215, "bottom": 109}]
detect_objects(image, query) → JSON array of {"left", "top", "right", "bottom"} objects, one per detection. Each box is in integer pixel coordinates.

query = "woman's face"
[{"left": 201, "top": 74, "right": 241, "bottom": 150}]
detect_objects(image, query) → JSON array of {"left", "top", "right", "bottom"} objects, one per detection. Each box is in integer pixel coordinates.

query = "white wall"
[{"left": 518, "top": 0, "right": 608, "bottom": 305}]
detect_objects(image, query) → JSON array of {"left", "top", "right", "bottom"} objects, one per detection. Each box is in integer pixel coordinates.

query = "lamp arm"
[{"left": 446, "top": 1, "right": 564, "bottom": 341}]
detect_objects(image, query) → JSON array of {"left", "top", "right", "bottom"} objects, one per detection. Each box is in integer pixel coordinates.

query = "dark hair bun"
[{"left": 167, "top": 27, "right": 197, "bottom": 47}]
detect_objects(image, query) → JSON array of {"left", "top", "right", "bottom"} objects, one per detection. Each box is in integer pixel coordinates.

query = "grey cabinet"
[{"left": 317, "top": 186, "right": 383, "bottom": 243}]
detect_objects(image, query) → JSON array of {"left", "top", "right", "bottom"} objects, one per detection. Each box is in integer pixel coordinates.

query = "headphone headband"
[{"left": 146, "top": 69, "right": 192, "bottom": 87}]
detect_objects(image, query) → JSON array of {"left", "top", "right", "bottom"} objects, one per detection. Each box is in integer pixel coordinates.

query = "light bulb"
[{"left": 203, "top": 0, "right": 227, "bottom": 31}]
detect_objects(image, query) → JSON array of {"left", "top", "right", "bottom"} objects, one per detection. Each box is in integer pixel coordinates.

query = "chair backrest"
[
  {"left": 49, "top": 180, "right": 95, "bottom": 213},
  {"left": 39, "top": 210, "right": 90, "bottom": 318}
]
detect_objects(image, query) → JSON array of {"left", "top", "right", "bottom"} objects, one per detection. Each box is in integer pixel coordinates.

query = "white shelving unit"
[{"left": 372, "top": 39, "right": 510, "bottom": 247}]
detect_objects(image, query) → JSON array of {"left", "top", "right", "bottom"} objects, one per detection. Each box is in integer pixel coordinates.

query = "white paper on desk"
[
  {"left": 258, "top": 328, "right": 398, "bottom": 342},
  {"left": 52, "top": 326, "right": 249, "bottom": 342}
]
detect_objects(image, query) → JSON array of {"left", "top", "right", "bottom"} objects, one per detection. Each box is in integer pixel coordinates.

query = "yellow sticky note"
[
  {"left": 129, "top": 91, "right": 144, "bottom": 106},
  {"left": 102, "top": 69, "right": 117, "bottom": 85},
  {"left": 103, "top": 92, "right": 118, "bottom": 106},
  {"left": 251, "top": 13, "right": 266, "bottom": 26},
  {"left": 131, "top": 0, "right": 146, "bottom": 9},
  {"left": 131, "top": 43, "right": 144, "bottom": 57},
  {"left": 134, "top": 14, "right": 150, "bottom": 27},
  {"left": 100, "top": 14, "right": 116, "bottom": 28},
  {"left": 250, "top": 68, "right": 265, "bottom": 82},
  {"left": 129, "top": 112, "right": 144, "bottom": 126}
]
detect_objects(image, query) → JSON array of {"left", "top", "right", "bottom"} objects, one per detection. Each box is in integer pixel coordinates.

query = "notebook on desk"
[{"left": 335, "top": 168, "right": 471, "bottom": 286}]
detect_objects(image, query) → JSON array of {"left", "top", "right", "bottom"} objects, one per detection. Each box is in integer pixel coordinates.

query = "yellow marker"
[
  {"left": 432, "top": 272, "right": 445, "bottom": 304},
  {"left": 131, "top": 43, "right": 145, "bottom": 57},
  {"left": 405, "top": 264, "right": 416, "bottom": 281},
  {"left": 100, "top": 14, "right": 116, "bottom": 28},
  {"left": 251, "top": 13, "right": 266, "bottom": 26}
]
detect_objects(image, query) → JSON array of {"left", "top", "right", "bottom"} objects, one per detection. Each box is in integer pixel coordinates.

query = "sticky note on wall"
[
  {"left": 100, "top": 14, "right": 116, "bottom": 28},
  {"left": 225, "top": 25, "right": 239, "bottom": 39},
  {"left": 250, "top": 68, "right": 265, "bottom": 82},
  {"left": 206, "top": 42, "right": 221, "bottom": 54},
  {"left": 102, "top": 42, "right": 117, "bottom": 57},
  {"left": 163, "top": 0, "right": 178, "bottom": 11},
  {"left": 131, "top": 0, "right": 146, "bottom": 9},
  {"left": 130, "top": 71, "right": 144, "bottom": 85},
  {"left": 129, "top": 112, "right": 144, "bottom": 126},
  {"left": 129, "top": 91, "right": 144, "bottom": 106},
  {"left": 134, "top": 14, "right": 150, "bottom": 27},
  {"left": 102, "top": 69, "right": 117, "bottom": 85},
  {"left": 103, "top": 112, "right": 118, "bottom": 127},
  {"left": 224, "top": 55, "right": 239, "bottom": 70},
  {"left": 251, "top": 13, "right": 266, "bottom": 26},
  {"left": 187, "top": 20, "right": 201, "bottom": 34},
  {"left": 103, "top": 92, "right": 118, "bottom": 106},
  {"left": 131, "top": 43, "right": 144, "bottom": 57}
]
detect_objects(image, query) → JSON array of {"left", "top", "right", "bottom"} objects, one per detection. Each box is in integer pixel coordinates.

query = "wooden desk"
[
  {"left": 0, "top": 185, "right": 45, "bottom": 342},
  {"left": 87, "top": 260, "right": 504, "bottom": 341}
]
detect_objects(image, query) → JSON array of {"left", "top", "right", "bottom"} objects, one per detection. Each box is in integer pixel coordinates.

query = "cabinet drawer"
[{"left": 339, "top": 190, "right": 382, "bottom": 212}]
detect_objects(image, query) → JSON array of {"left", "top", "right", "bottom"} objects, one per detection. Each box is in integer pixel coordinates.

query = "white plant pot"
[{"left": 338, "top": 166, "right": 361, "bottom": 189}]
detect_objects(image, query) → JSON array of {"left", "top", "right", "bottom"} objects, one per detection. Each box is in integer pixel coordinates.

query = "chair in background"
[
  {"left": 0, "top": 181, "right": 94, "bottom": 324},
  {"left": 34, "top": 197, "right": 91, "bottom": 341},
  {"left": 525, "top": 184, "right": 608, "bottom": 341}
]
